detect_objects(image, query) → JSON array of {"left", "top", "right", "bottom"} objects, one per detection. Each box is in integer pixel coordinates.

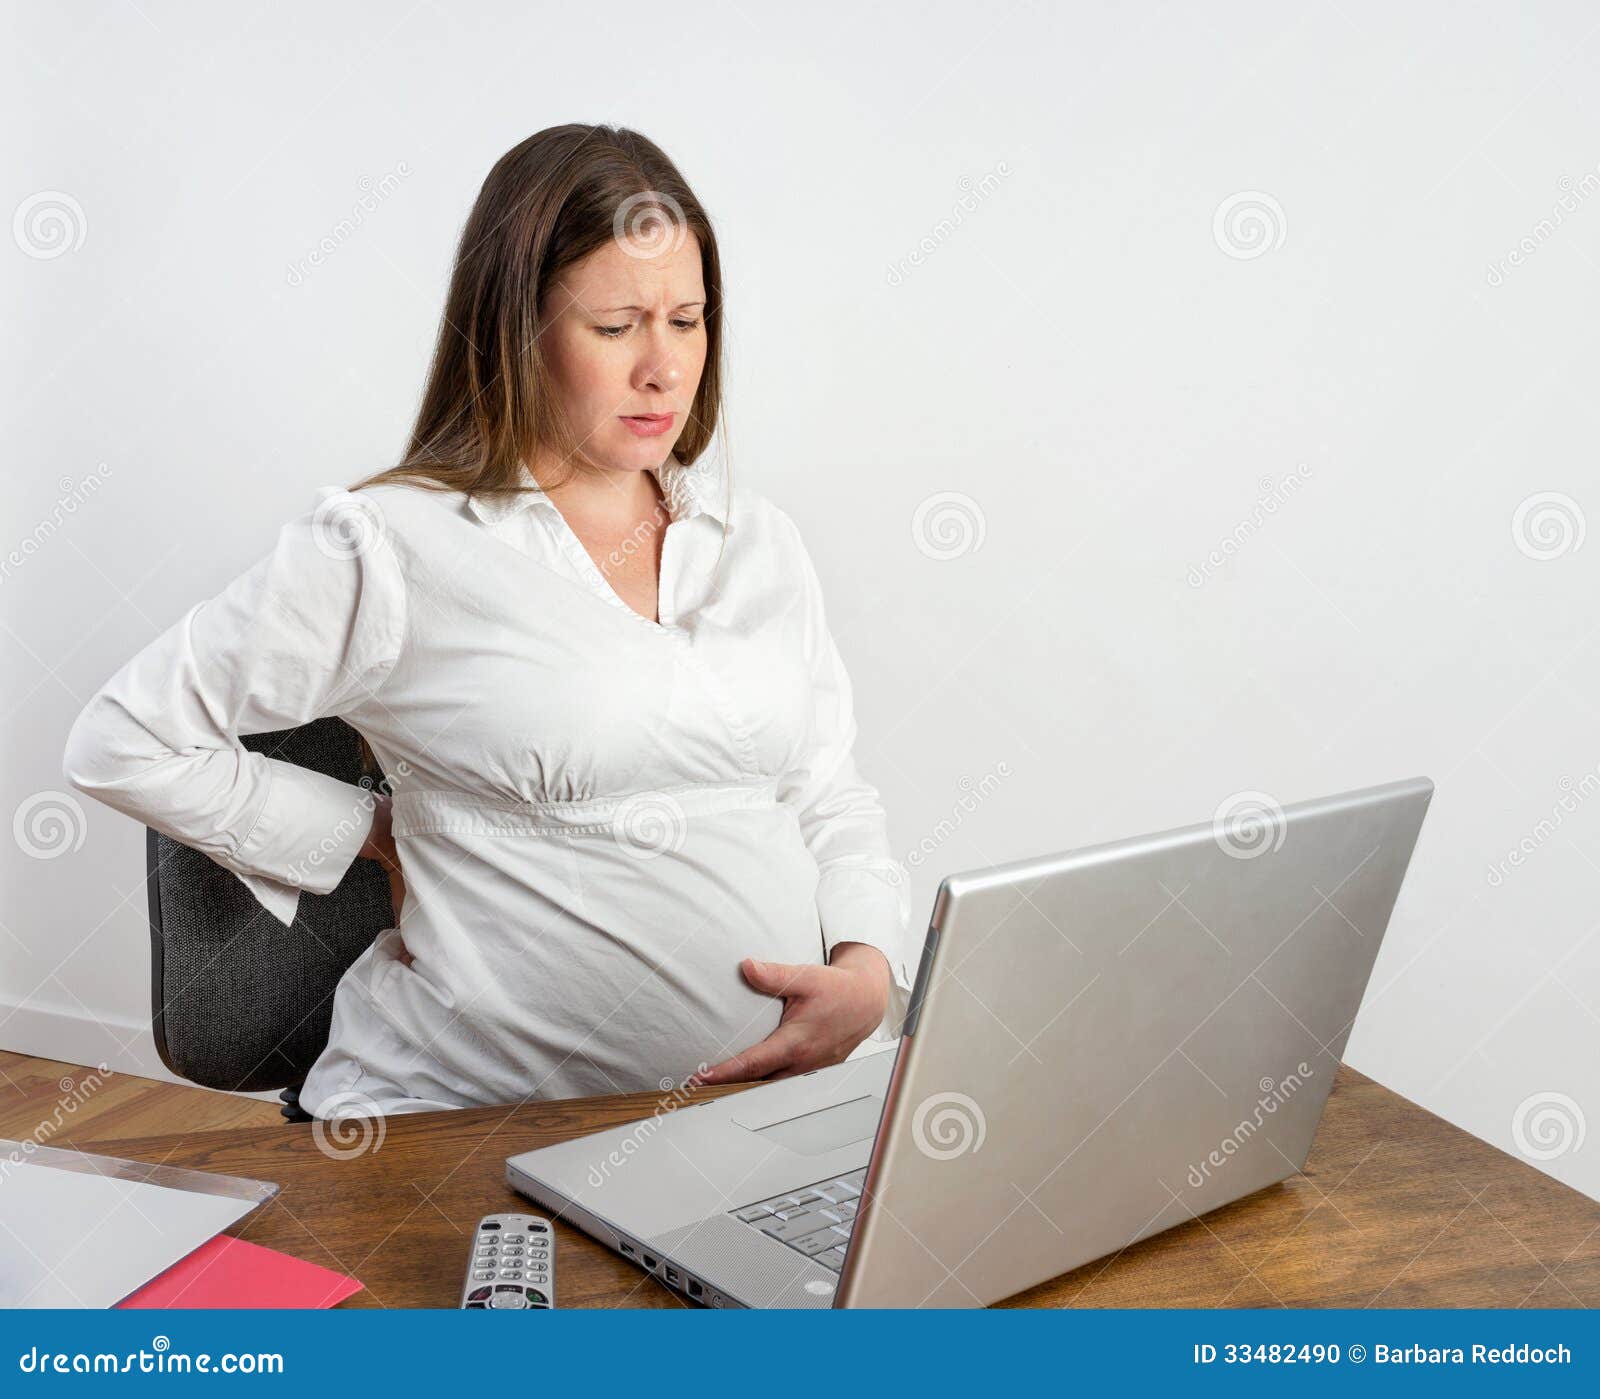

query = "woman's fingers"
[
  {"left": 739, "top": 957, "right": 829, "bottom": 1001},
  {"left": 692, "top": 956, "right": 876, "bottom": 1086},
  {"left": 692, "top": 1023, "right": 808, "bottom": 1084}
]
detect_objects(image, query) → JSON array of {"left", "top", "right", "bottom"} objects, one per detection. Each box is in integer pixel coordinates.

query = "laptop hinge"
[{"left": 901, "top": 922, "right": 942, "bottom": 1037}]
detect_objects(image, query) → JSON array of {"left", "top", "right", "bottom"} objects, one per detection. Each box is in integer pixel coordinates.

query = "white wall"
[{"left": 5, "top": 1, "right": 1597, "bottom": 1198}]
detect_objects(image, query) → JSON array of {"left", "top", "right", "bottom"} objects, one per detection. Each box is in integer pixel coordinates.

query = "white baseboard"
[{"left": 0, "top": 999, "right": 281, "bottom": 1104}]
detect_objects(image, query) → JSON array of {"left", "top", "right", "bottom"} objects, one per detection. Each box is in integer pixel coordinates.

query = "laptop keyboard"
[{"left": 727, "top": 1167, "right": 866, "bottom": 1272}]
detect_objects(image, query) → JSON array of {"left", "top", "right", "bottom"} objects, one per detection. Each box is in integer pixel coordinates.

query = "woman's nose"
[{"left": 640, "top": 345, "right": 684, "bottom": 392}]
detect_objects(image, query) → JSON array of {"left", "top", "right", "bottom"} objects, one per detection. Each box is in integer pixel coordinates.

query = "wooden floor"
[{"left": 0, "top": 1048, "right": 282, "bottom": 1148}]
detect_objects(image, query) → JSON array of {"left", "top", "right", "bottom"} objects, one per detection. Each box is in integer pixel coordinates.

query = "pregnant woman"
[{"left": 61, "top": 125, "right": 913, "bottom": 1118}]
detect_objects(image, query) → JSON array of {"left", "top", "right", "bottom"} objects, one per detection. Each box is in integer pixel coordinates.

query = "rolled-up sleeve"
[
  {"left": 61, "top": 486, "right": 407, "bottom": 928},
  {"left": 774, "top": 513, "right": 914, "bottom": 1042}
]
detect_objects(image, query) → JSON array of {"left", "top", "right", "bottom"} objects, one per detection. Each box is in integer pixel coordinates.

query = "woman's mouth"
[{"left": 620, "top": 413, "right": 674, "bottom": 437}]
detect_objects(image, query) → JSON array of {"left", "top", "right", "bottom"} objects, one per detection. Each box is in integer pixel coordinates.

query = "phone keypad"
[{"left": 462, "top": 1217, "right": 553, "bottom": 1308}]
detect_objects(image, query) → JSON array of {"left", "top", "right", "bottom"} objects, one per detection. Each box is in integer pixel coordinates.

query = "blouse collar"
[{"left": 466, "top": 459, "right": 733, "bottom": 533}]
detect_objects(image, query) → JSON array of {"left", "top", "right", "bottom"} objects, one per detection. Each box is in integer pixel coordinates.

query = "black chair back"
[{"left": 145, "top": 717, "right": 393, "bottom": 1121}]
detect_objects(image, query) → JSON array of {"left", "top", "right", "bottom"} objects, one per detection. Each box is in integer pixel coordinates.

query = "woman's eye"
[{"left": 595, "top": 319, "right": 699, "bottom": 338}]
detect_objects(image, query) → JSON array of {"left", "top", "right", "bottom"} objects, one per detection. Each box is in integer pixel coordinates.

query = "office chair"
[{"left": 144, "top": 717, "right": 395, "bottom": 1123}]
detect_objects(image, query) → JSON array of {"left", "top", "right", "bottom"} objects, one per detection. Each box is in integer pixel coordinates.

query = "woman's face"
[{"left": 537, "top": 225, "right": 707, "bottom": 477}]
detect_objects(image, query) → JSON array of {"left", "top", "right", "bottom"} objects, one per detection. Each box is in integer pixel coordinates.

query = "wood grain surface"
[{"left": 53, "top": 1064, "right": 1600, "bottom": 1309}]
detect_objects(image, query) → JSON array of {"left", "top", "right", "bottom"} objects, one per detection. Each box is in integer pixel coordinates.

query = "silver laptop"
[{"left": 506, "top": 775, "right": 1433, "bottom": 1308}]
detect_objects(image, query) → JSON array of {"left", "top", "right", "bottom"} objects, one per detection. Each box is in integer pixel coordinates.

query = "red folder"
[{"left": 116, "top": 1234, "right": 363, "bottom": 1309}]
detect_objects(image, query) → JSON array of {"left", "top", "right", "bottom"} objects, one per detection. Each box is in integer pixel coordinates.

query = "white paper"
[{"left": 0, "top": 1158, "right": 257, "bottom": 1308}]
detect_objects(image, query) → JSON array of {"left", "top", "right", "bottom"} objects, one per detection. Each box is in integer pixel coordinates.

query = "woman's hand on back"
[
  {"left": 360, "top": 793, "right": 412, "bottom": 966},
  {"left": 687, "top": 942, "right": 891, "bottom": 1086}
]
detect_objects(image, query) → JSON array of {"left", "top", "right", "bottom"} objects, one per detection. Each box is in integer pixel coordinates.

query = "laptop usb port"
[{"left": 664, "top": 1266, "right": 680, "bottom": 1286}]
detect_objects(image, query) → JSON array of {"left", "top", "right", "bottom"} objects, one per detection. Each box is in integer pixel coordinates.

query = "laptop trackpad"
[{"left": 737, "top": 1094, "right": 883, "bottom": 1156}]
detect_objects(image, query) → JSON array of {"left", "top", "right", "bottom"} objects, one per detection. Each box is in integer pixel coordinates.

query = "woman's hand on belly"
[{"left": 686, "top": 942, "right": 891, "bottom": 1086}]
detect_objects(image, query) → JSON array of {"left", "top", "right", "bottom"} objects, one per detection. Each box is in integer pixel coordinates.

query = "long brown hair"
[
  {"left": 351, "top": 123, "right": 726, "bottom": 502},
  {"left": 346, "top": 124, "right": 730, "bottom": 783}
]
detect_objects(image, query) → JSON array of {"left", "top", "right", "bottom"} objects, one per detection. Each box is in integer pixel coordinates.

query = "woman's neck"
[{"left": 528, "top": 457, "right": 666, "bottom": 533}]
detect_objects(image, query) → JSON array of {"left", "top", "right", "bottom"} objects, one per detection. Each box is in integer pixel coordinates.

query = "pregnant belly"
[{"left": 375, "top": 803, "right": 827, "bottom": 1101}]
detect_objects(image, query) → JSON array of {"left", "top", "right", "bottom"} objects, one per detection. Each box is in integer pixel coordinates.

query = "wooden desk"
[{"left": 63, "top": 1065, "right": 1600, "bottom": 1308}]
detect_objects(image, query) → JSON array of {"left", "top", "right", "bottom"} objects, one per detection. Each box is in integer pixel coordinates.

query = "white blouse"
[{"left": 61, "top": 460, "right": 914, "bottom": 1112}]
